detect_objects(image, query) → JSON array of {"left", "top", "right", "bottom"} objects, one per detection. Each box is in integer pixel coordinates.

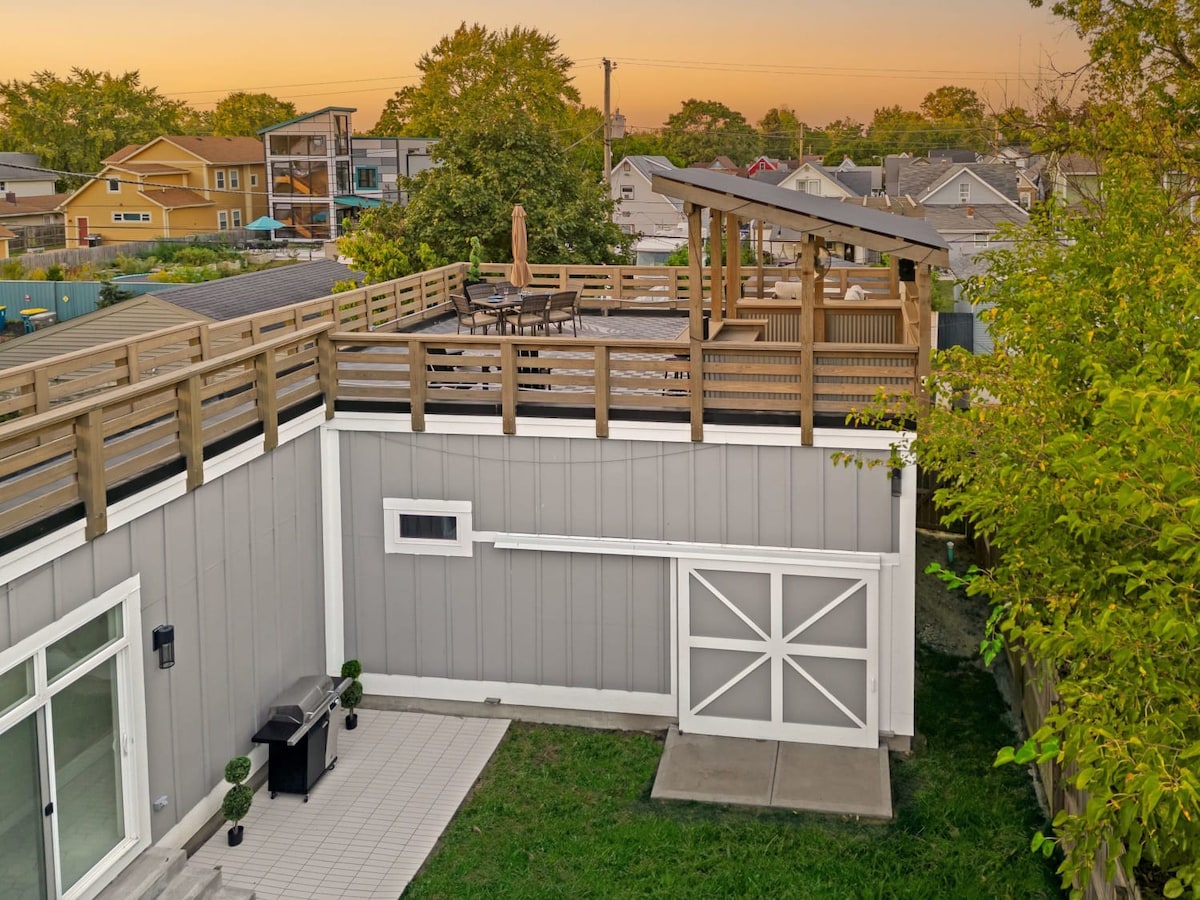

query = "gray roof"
[
  {"left": 929, "top": 149, "right": 979, "bottom": 163},
  {"left": 749, "top": 169, "right": 791, "bottom": 186},
  {"left": 153, "top": 259, "right": 361, "bottom": 321},
  {"left": 650, "top": 166, "right": 948, "bottom": 265},
  {"left": 0, "top": 296, "right": 209, "bottom": 370},
  {"left": 833, "top": 170, "right": 872, "bottom": 197},
  {"left": 895, "top": 161, "right": 1019, "bottom": 203},
  {"left": 922, "top": 205, "right": 1028, "bottom": 233},
  {"left": 0, "top": 152, "right": 56, "bottom": 183},
  {"left": 616, "top": 155, "right": 683, "bottom": 212}
]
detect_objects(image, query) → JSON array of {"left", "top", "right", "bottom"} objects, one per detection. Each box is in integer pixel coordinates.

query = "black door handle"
[{"left": 44, "top": 802, "right": 54, "bottom": 816}]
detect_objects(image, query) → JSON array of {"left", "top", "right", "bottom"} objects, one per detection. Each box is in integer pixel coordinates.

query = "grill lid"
[{"left": 268, "top": 674, "right": 338, "bottom": 725}]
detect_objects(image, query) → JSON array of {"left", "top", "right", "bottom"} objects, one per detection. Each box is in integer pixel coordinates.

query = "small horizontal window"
[{"left": 384, "top": 499, "right": 473, "bottom": 556}]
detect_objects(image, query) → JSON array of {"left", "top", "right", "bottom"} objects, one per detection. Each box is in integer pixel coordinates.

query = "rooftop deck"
[{"left": 0, "top": 259, "right": 929, "bottom": 548}]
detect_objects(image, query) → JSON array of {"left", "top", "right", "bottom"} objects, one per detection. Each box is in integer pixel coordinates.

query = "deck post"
[
  {"left": 799, "top": 237, "right": 816, "bottom": 445},
  {"left": 594, "top": 345, "right": 610, "bottom": 438},
  {"left": 255, "top": 349, "right": 279, "bottom": 451},
  {"left": 408, "top": 340, "right": 427, "bottom": 432},
  {"left": 686, "top": 203, "right": 705, "bottom": 441},
  {"left": 177, "top": 374, "right": 205, "bottom": 491},
  {"left": 75, "top": 408, "right": 108, "bottom": 540},
  {"left": 501, "top": 341, "right": 517, "bottom": 434},
  {"left": 317, "top": 331, "right": 337, "bottom": 419}
]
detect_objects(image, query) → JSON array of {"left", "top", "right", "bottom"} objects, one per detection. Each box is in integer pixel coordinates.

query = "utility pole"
[{"left": 603, "top": 58, "right": 616, "bottom": 186}]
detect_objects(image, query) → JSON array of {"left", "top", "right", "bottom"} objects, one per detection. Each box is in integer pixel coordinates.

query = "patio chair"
[
  {"left": 465, "top": 282, "right": 497, "bottom": 302},
  {"left": 507, "top": 293, "right": 550, "bottom": 334},
  {"left": 451, "top": 293, "right": 499, "bottom": 335},
  {"left": 495, "top": 281, "right": 520, "bottom": 296},
  {"left": 546, "top": 290, "right": 580, "bottom": 335}
]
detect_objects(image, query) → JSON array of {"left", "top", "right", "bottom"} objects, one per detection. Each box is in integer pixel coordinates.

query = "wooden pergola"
[{"left": 651, "top": 167, "right": 950, "bottom": 441}]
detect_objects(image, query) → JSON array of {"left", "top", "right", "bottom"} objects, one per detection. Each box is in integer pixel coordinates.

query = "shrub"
[
  {"left": 224, "top": 755, "right": 252, "bottom": 785},
  {"left": 340, "top": 659, "right": 362, "bottom": 680},
  {"left": 0, "top": 259, "right": 25, "bottom": 280},
  {"left": 331, "top": 279, "right": 360, "bottom": 294},
  {"left": 221, "top": 784, "right": 253, "bottom": 826}
]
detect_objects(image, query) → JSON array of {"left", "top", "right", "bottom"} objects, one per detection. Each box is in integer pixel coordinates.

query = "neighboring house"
[
  {"left": 151, "top": 258, "right": 360, "bottom": 320},
  {"left": 351, "top": 137, "right": 436, "bottom": 205},
  {"left": 260, "top": 107, "right": 357, "bottom": 241},
  {"left": 610, "top": 155, "right": 687, "bottom": 237},
  {"left": 0, "top": 152, "right": 58, "bottom": 197},
  {"left": 829, "top": 157, "right": 883, "bottom": 195},
  {"left": 928, "top": 148, "right": 979, "bottom": 164},
  {"left": 746, "top": 156, "right": 799, "bottom": 178},
  {"left": 58, "top": 136, "right": 267, "bottom": 247},
  {"left": 0, "top": 224, "right": 14, "bottom": 260},
  {"left": 1047, "top": 154, "right": 1101, "bottom": 206},
  {"left": 632, "top": 234, "right": 687, "bottom": 265},
  {"left": 779, "top": 162, "right": 863, "bottom": 199},
  {"left": 691, "top": 156, "right": 746, "bottom": 177},
  {"left": 0, "top": 194, "right": 68, "bottom": 250}
]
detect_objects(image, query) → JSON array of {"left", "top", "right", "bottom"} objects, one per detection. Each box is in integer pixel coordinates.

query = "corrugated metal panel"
[
  {"left": 0, "top": 431, "right": 325, "bottom": 843},
  {"left": 341, "top": 431, "right": 894, "bottom": 691}
]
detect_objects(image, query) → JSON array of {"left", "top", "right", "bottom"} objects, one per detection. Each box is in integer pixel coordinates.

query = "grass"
[{"left": 403, "top": 647, "right": 1061, "bottom": 899}]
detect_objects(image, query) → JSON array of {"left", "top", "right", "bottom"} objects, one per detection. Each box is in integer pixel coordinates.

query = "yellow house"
[{"left": 59, "top": 136, "right": 267, "bottom": 247}]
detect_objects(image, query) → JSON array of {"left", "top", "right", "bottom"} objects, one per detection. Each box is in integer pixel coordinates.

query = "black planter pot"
[
  {"left": 345, "top": 712, "right": 358, "bottom": 730},
  {"left": 227, "top": 825, "right": 243, "bottom": 847}
]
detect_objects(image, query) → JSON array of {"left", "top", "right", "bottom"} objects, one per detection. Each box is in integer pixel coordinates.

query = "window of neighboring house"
[
  {"left": 336, "top": 161, "right": 350, "bottom": 195},
  {"left": 973, "top": 233, "right": 989, "bottom": 248},
  {"left": 250, "top": 173, "right": 258, "bottom": 187},
  {"left": 959, "top": 182, "right": 971, "bottom": 203},
  {"left": 620, "top": 184, "right": 634, "bottom": 200},
  {"left": 232, "top": 209, "right": 242, "bottom": 227},
  {"left": 798, "top": 179, "right": 820, "bottom": 194},
  {"left": 230, "top": 169, "right": 240, "bottom": 189},
  {"left": 215, "top": 170, "right": 226, "bottom": 191},
  {"left": 383, "top": 499, "right": 473, "bottom": 557},
  {"left": 218, "top": 211, "right": 229, "bottom": 230},
  {"left": 356, "top": 167, "right": 379, "bottom": 190},
  {"left": 107, "top": 178, "right": 121, "bottom": 193},
  {"left": 1020, "top": 192, "right": 1031, "bottom": 209},
  {"left": 111, "top": 212, "right": 151, "bottom": 222}
]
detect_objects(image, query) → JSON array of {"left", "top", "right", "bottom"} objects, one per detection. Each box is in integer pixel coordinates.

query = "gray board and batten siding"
[
  {"left": 340, "top": 431, "right": 897, "bottom": 695},
  {"left": 0, "top": 432, "right": 325, "bottom": 843}
]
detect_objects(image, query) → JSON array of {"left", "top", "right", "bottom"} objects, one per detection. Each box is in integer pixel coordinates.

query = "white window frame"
[
  {"left": 383, "top": 498, "right": 474, "bottom": 557},
  {"left": 958, "top": 182, "right": 971, "bottom": 202},
  {"left": 215, "top": 170, "right": 226, "bottom": 191},
  {"left": 217, "top": 210, "right": 229, "bottom": 230},
  {"left": 250, "top": 174, "right": 258, "bottom": 187},
  {"left": 107, "top": 178, "right": 121, "bottom": 193},
  {"left": 0, "top": 576, "right": 150, "bottom": 900},
  {"left": 620, "top": 183, "right": 634, "bottom": 200},
  {"left": 973, "top": 233, "right": 990, "bottom": 248},
  {"left": 111, "top": 212, "right": 151, "bottom": 223},
  {"left": 229, "top": 169, "right": 240, "bottom": 190},
  {"left": 232, "top": 209, "right": 242, "bottom": 227}
]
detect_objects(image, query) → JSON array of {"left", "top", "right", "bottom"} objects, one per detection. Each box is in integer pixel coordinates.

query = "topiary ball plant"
[
  {"left": 340, "top": 660, "right": 363, "bottom": 729},
  {"left": 222, "top": 756, "right": 253, "bottom": 846}
]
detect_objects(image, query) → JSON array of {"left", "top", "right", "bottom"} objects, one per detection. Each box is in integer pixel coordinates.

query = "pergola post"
[
  {"left": 916, "top": 262, "right": 932, "bottom": 410},
  {"left": 755, "top": 220, "right": 765, "bottom": 299},
  {"left": 814, "top": 236, "right": 827, "bottom": 342},
  {"left": 686, "top": 203, "right": 705, "bottom": 442},
  {"left": 710, "top": 210, "right": 723, "bottom": 326},
  {"left": 799, "top": 237, "right": 816, "bottom": 445},
  {"left": 725, "top": 213, "right": 741, "bottom": 319}
]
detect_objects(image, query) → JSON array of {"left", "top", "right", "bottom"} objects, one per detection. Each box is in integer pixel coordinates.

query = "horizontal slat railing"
[{"left": 0, "top": 323, "right": 330, "bottom": 541}]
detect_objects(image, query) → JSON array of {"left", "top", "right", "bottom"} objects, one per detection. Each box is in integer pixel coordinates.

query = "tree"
[
  {"left": 610, "top": 131, "right": 679, "bottom": 167},
  {"left": 336, "top": 202, "right": 417, "bottom": 284},
  {"left": 373, "top": 23, "right": 580, "bottom": 138},
  {"left": 662, "top": 99, "right": 759, "bottom": 166},
  {"left": 399, "top": 110, "right": 630, "bottom": 267},
  {"left": 0, "top": 69, "right": 196, "bottom": 189},
  {"left": 758, "top": 106, "right": 804, "bottom": 159},
  {"left": 207, "top": 92, "right": 297, "bottom": 137},
  {"left": 818, "top": 118, "right": 868, "bottom": 165},
  {"left": 920, "top": 85, "right": 985, "bottom": 123},
  {"left": 874, "top": 164, "right": 1200, "bottom": 897},
  {"left": 867, "top": 105, "right": 936, "bottom": 158}
]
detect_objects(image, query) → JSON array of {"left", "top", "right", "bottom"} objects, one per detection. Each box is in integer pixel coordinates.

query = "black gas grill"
[{"left": 252, "top": 674, "right": 351, "bottom": 801}]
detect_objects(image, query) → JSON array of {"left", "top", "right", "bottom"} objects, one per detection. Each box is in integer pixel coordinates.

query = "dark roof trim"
[
  {"left": 651, "top": 167, "right": 950, "bottom": 266},
  {"left": 258, "top": 107, "right": 357, "bottom": 135}
]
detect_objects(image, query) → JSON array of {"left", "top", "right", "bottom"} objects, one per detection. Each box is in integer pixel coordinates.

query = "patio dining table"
[{"left": 470, "top": 293, "right": 549, "bottom": 335}]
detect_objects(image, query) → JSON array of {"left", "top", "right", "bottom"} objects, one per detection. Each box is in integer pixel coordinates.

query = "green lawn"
[{"left": 403, "top": 647, "right": 1060, "bottom": 899}]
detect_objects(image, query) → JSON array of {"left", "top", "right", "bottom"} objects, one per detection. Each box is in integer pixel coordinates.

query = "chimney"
[
  {"left": 966, "top": 205, "right": 975, "bottom": 218},
  {"left": 5, "top": 192, "right": 14, "bottom": 204}
]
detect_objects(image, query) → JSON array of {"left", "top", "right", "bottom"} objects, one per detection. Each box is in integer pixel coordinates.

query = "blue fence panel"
[{"left": 0, "top": 281, "right": 171, "bottom": 323}]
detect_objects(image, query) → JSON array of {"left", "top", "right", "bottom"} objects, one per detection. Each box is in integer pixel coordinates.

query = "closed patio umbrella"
[{"left": 510, "top": 204, "right": 533, "bottom": 289}]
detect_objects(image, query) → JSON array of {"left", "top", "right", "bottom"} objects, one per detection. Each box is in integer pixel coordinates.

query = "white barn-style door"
[{"left": 678, "top": 559, "right": 879, "bottom": 748}]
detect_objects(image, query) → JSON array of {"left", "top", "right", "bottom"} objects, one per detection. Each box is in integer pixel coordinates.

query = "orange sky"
[{"left": 4, "top": 1, "right": 1087, "bottom": 133}]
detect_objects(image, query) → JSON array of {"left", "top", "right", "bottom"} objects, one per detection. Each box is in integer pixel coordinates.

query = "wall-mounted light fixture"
[
  {"left": 152, "top": 625, "right": 175, "bottom": 669},
  {"left": 890, "top": 467, "right": 904, "bottom": 498}
]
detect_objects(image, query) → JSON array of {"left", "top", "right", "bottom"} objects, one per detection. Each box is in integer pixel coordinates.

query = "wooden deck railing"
[{"left": 0, "top": 260, "right": 924, "bottom": 545}]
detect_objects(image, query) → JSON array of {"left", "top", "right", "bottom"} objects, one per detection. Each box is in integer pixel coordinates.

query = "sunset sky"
[{"left": 4, "top": 0, "right": 1088, "bottom": 133}]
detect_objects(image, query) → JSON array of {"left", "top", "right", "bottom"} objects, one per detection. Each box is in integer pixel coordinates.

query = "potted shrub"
[
  {"left": 222, "top": 756, "right": 253, "bottom": 846},
  {"left": 340, "top": 659, "right": 363, "bottom": 730},
  {"left": 465, "top": 236, "right": 484, "bottom": 286}
]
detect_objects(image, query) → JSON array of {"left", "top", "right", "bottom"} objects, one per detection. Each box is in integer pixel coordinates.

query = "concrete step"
[
  {"left": 96, "top": 848, "right": 187, "bottom": 900},
  {"left": 156, "top": 862, "right": 221, "bottom": 900},
  {"left": 208, "top": 887, "right": 256, "bottom": 900}
]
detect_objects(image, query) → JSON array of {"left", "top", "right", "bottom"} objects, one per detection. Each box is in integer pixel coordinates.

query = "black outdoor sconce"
[
  {"left": 152, "top": 625, "right": 175, "bottom": 669},
  {"left": 890, "top": 467, "right": 903, "bottom": 498}
]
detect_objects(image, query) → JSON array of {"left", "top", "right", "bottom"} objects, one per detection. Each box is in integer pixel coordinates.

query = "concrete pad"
[
  {"left": 651, "top": 726, "right": 778, "bottom": 806},
  {"left": 771, "top": 741, "right": 892, "bottom": 820}
]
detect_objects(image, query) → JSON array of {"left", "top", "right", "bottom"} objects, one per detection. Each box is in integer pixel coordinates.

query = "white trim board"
[
  {"left": 327, "top": 411, "right": 913, "bottom": 452},
  {"left": 0, "top": 407, "right": 326, "bottom": 587},
  {"left": 155, "top": 745, "right": 268, "bottom": 851},
  {"left": 362, "top": 673, "right": 675, "bottom": 718}
]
